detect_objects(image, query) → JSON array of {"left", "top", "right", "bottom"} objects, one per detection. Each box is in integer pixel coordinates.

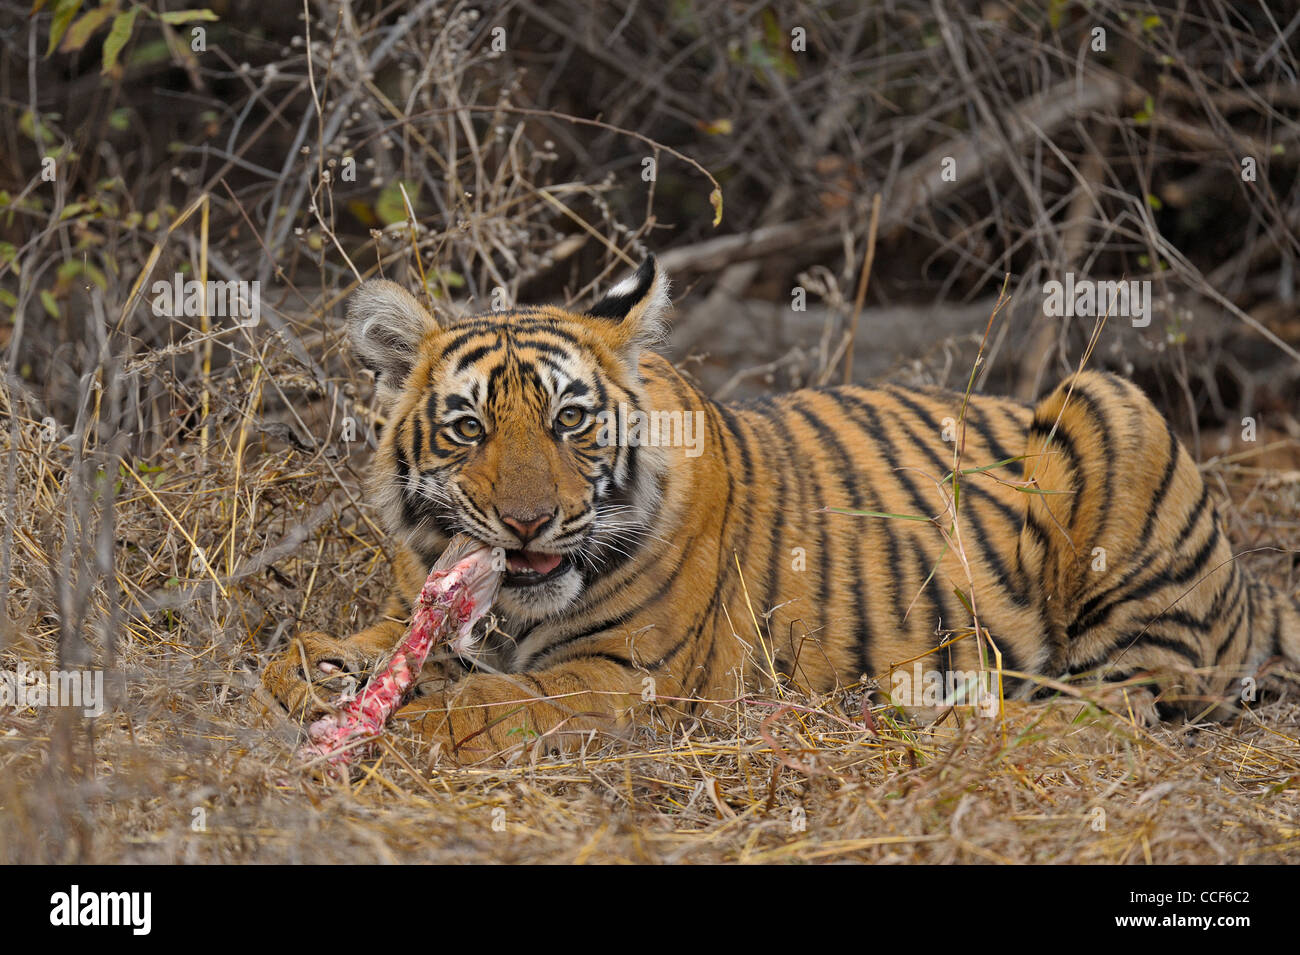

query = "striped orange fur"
[{"left": 262, "top": 257, "right": 1300, "bottom": 759}]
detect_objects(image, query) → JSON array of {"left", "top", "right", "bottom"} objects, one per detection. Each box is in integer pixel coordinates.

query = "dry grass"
[{"left": 2, "top": 365, "right": 1299, "bottom": 864}]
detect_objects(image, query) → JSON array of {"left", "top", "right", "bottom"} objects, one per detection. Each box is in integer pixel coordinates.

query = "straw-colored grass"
[{"left": 2, "top": 365, "right": 1297, "bottom": 865}]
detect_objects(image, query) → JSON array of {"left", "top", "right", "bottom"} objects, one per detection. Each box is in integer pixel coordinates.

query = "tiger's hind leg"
[{"left": 1018, "top": 371, "right": 1299, "bottom": 718}]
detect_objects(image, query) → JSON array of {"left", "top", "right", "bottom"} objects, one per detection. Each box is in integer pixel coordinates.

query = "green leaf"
[
  {"left": 157, "top": 8, "right": 218, "bottom": 23},
  {"left": 125, "top": 36, "right": 170, "bottom": 67},
  {"left": 56, "top": 258, "right": 108, "bottom": 289},
  {"left": 108, "top": 107, "right": 131, "bottom": 131},
  {"left": 101, "top": 6, "right": 137, "bottom": 74},
  {"left": 758, "top": 9, "right": 798, "bottom": 79},
  {"left": 1133, "top": 95, "right": 1155, "bottom": 126},
  {"left": 60, "top": 3, "right": 115, "bottom": 53},
  {"left": 427, "top": 269, "right": 465, "bottom": 290},
  {"left": 0, "top": 241, "right": 19, "bottom": 275},
  {"left": 18, "top": 110, "right": 56, "bottom": 145},
  {"left": 376, "top": 179, "right": 419, "bottom": 225},
  {"left": 1048, "top": 0, "right": 1068, "bottom": 31},
  {"left": 46, "top": 0, "right": 83, "bottom": 57},
  {"left": 39, "top": 289, "right": 60, "bottom": 318}
]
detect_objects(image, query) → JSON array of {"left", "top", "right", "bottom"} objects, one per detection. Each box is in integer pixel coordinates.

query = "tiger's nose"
[{"left": 501, "top": 511, "right": 554, "bottom": 543}]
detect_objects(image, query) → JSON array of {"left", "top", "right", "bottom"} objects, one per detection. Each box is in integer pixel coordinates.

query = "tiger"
[{"left": 262, "top": 255, "right": 1300, "bottom": 761}]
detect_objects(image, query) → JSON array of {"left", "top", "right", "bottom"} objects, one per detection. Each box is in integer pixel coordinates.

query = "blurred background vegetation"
[{"left": 5, "top": 1, "right": 1298, "bottom": 437}]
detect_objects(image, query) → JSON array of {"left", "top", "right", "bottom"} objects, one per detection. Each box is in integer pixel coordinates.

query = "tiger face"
[{"left": 347, "top": 258, "right": 671, "bottom": 624}]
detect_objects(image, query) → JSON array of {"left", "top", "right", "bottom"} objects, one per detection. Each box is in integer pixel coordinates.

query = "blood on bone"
[{"left": 297, "top": 543, "right": 499, "bottom": 772}]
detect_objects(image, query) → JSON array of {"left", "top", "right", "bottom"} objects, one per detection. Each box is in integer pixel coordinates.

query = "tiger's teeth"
[{"left": 507, "top": 550, "right": 563, "bottom": 575}]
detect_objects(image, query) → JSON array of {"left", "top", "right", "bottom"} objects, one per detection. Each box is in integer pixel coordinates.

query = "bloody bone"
[{"left": 297, "top": 538, "right": 500, "bottom": 771}]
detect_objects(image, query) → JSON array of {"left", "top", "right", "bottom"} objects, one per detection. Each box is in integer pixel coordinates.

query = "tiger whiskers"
[
  {"left": 584, "top": 509, "right": 666, "bottom": 569},
  {"left": 396, "top": 471, "right": 455, "bottom": 509}
]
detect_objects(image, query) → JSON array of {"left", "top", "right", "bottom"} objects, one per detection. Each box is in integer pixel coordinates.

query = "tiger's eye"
[
  {"left": 453, "top": 418, "right": 483, "bottom": 441},
  {"left": 557, "top": 406, "right": 586, "bottom": 430}
]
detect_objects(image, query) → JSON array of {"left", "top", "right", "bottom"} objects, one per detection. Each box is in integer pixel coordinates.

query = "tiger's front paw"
[{"left": 261, "top": 632, "right": 370, "bottom": 722}]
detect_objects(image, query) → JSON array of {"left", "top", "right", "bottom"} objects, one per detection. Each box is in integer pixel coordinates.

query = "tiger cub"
[{"left": 263, "top": 257, "right": 1299, "bottom": 759}]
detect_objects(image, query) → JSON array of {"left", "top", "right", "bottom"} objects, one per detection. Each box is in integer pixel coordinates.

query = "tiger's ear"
[
  {"left": 347, "top": 279, "right": 440, "bottom": 400},
  {"left": 586, "top": 256, "right": 671, "bottom": 362}
]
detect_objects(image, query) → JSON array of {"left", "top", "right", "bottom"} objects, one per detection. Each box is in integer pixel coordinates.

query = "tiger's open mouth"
[{"left": 502, "top": 548, "right": 573, "bottom": 587}]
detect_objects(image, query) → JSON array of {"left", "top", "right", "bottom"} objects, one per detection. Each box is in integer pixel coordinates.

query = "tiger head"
[{"left": 347, "top": 258, "right": 672, "bottom": 624}]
